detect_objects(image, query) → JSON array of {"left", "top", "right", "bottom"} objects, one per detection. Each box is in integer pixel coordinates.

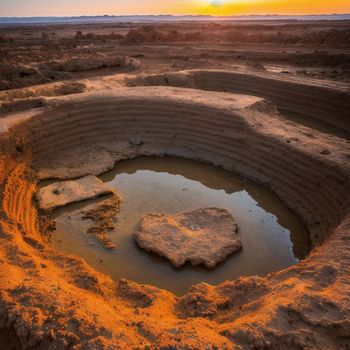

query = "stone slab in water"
[
  {"left": 36, "top": 175, "right": 113, "bottom": 211},
  {"left": 134, "top": 207, "right": 242, "bottom": 268}
]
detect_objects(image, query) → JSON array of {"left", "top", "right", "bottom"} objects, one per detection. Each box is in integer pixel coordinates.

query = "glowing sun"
[{"left": 210, "top": 0, "right": 223, "bottom": 5}]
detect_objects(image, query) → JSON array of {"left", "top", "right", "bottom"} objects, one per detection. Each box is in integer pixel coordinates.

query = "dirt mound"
[
  {"left": 0, "top": 63, "right": 50, "bottom": 90},
  {"left": 124, "top": 25, "right": 201, "bottom": 44},
  {"left": 38, "top": 54, "right": 138, "bottom": 73},
  {"left": 81, "top": 194, "right": 121, "bottom": 250}
]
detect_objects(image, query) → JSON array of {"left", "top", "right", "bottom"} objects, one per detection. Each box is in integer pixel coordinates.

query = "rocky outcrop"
[{"left": 134, "top": 208, "right": 242, "bottom": 268}]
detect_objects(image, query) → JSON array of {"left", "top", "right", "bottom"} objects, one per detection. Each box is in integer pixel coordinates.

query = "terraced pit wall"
[
  {"left": 3, "top": 88, "right": 349, "bottom": 246},
  {"left": 0, "top": 87, "right": 350, "bottom": 349},
  {"left": 126, "top": 70, "right": 350, "bottom": 135}
]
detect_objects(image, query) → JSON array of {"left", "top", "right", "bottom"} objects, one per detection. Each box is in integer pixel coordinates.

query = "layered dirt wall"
[
  {"left": 126, "top": 70, "right": 350, "bottom": 136},
  {"left": 19, "top": 87, "right": 350, "bottom": 243},
  {"left": 0, "top": 87, "right": 349, "bottom": 349}
]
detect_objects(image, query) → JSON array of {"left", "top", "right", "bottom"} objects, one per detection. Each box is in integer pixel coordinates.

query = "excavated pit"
[{"left": 0, "top": 85, "right": 350, "bottom": 349}]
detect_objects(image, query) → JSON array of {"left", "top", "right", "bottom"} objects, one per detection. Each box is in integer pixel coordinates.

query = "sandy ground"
[
  {"left": 1, "top": 20, "right": 350, "bottom": 87},
  {"left": 0, "top": 20, "right": 350, "bottom": 349}
]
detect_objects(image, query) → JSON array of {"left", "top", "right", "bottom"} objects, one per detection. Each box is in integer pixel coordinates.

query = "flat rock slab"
[
  {"left": 36, "top": 175, "right": 113, "bottom": 211},
  {"left": 134, "top": 208, "right": 242, "bottom": 268}
]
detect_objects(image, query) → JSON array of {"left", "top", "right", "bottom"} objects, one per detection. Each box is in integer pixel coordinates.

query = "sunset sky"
[{"left": 1, "top": 0, "right": 350, "bottom": 17}]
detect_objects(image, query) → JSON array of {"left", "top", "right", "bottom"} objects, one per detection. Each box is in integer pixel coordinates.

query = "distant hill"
[{"left": 0, "top": 14, "right": 350, "bottom": 25}]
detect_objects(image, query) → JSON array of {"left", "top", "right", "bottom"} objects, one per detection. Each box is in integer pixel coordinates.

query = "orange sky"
[
  {"left": 1, "top": 0, "right": 349, "bottom": 17},
  {"left": 194, "top": 0, "right": 350, "bottom": 16}
]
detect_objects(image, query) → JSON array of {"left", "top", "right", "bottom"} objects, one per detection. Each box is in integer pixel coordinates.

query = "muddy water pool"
[{"left": 51, "top": 156, "right": 311, "bottom": 295}]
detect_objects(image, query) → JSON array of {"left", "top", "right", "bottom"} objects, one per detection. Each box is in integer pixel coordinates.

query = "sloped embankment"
[
  {"left": 126, "top": 69, "right": 350, "bottom": 136},
  {"left": 0, "top": 87, "right": 349, "bottom": 349}
]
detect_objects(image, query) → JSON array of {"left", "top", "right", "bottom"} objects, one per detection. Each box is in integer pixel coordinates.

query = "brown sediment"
[
  {"left": 0, "top": 84, "right": 349, "bottom": 349},
  {"left": 81, "top": 194, "right": 122, "bottom": 250}
]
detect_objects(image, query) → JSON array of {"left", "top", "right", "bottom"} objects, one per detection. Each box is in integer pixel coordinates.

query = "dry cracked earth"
[{"left": 0, "top": 20, "right": 350, "bottom": 349}]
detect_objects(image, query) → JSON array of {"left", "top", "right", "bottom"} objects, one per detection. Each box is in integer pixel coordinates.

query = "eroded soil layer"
[
  {"left": 0, "top": 86, "right": 350, "bottom": 349},
  {"left": 125, "top": 69, "right": 350, "bottom": 136}
]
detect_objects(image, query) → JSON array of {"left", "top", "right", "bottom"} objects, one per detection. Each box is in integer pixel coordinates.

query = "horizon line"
[{"left": 1, "top": 13, "right": 350, "bottom": 19}]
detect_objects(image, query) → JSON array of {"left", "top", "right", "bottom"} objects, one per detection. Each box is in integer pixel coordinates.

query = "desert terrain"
[{"left": 0, "top": 19, "right": 350, "bottom": 349}]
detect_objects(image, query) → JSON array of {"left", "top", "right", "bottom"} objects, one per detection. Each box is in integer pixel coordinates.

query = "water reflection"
[{"left": 51, "top": 156, "right": 310, "bottom": 295}]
